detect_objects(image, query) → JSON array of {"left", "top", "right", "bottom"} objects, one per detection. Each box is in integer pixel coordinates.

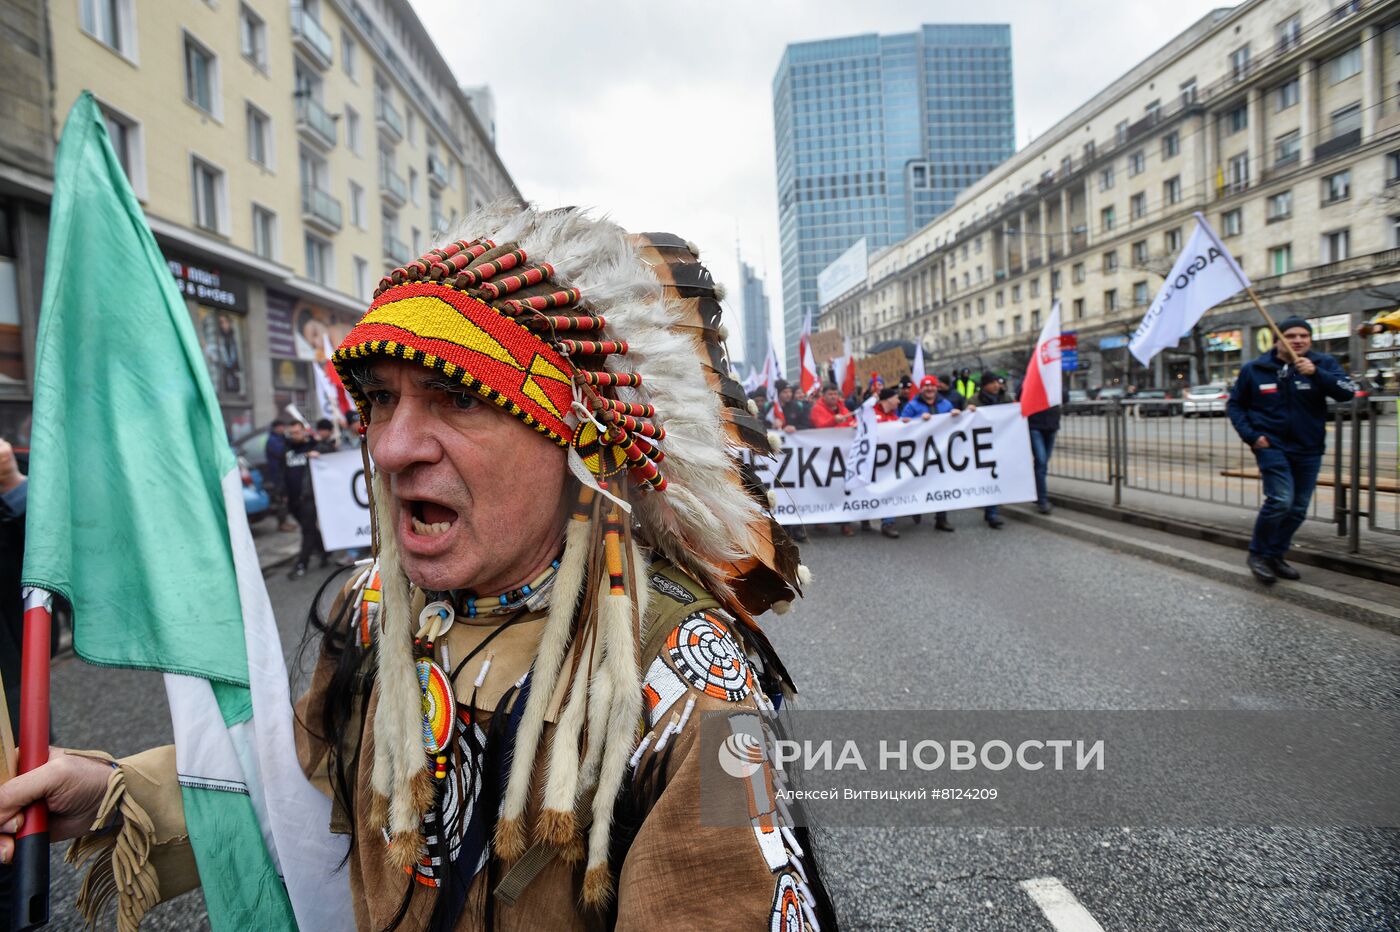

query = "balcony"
[
  {"left": 1314, "top": 129, "right": 1361, "bottom": 163},
  {"left": 383, "top": 233, "right": 410, "bottom": 266},
  {"left": 291, "top": 6, "right": 333, "bottom": 70},
  {"left": 376, "top": 95, "right": 403, "bottom": 142},
  {"left": 301, "top": 185, "right": 343, "bottom": 233},
  {"left": 427, "top": 153, "right": 450, "bottom": 188},
  {"left": 379, "top": 165, "right": 407, "bottom": 206},
  {"left": 295, "top": 96, "right": 337, "bottom": 151}
]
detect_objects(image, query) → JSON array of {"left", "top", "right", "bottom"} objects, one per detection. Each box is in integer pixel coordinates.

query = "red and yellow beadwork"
[{"left": 334, "top": 237, "right": 668, "bottom": 491}]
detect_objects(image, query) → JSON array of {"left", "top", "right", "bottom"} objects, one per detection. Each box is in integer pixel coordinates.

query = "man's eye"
[
  {"left": 447, "top": 392, "right": 479, "bottom": 410},
  {"left": 366, "top": 390, "right": 394, "bottom": 405}
]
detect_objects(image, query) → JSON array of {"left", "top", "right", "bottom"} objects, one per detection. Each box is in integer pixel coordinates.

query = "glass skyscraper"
[
  {"left": 774, "top": 25, "right": 1015, "bottom": 369},
  {"left": 738, "top": 259, "right": 771, "bottom": 375}
]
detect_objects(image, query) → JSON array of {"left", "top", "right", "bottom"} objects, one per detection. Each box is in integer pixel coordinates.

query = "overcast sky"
[{"left": 410, "top": 0, "right": 1230, "bottom": 365}]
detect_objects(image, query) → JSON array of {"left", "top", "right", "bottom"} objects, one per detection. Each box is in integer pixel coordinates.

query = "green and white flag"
[{"left": 22, "top": 92, "right": 350, "bottom": 930}]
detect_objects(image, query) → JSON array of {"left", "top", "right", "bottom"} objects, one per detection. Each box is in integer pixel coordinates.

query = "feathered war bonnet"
[{"left": 331, "top": 204, "right": 805, "bottom": 906}]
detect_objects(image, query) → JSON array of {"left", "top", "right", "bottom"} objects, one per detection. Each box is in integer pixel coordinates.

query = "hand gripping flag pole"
[{"left": 12, "top": 587, "right": 53, "bottom": 930}]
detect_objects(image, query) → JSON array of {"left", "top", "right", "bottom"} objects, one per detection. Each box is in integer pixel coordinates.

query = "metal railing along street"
[{"left": 1048, "top": 395, "right": 1399, "bottom": 554}]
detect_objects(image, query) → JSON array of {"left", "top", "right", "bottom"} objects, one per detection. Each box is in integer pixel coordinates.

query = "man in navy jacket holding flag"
[{"left": 1227, "top": 317, "right": 1356, "bottom": 584}]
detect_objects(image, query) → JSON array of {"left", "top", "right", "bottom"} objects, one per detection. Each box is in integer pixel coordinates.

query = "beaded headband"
[{"left": 333, "top": 238, "right": 666, "bottom": 490}]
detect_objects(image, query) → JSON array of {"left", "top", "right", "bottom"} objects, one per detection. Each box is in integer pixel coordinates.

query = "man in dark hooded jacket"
[{"left": 1227, "top": 317, "right": 1356, "bottom": 583}]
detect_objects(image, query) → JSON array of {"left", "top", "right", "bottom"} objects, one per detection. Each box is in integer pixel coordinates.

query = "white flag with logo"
[
  {"left": 844, "top": 396, "right": 879, "bottom": 493},
  {"left": 1129, "top": 212, "right": 1248, "bottom": 365}
]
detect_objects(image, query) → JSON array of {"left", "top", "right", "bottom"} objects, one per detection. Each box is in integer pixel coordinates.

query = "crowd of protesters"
[
  {"left": 263, "top": 416, "right": 361, "bottom": 578},
  {"left": 755, "top": 367, "right": 1047, "bottom": 539}
]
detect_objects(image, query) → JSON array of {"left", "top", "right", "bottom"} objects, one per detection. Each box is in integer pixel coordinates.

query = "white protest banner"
[
  {"left": 757, "top": 405, "right": 1035, "bottom": 524},
  {"left": 1129, "top": 212, "right": 1248, "bottom": 365},
  {"left": 309, "top": 448, "right": 372, "bottom": 551}
]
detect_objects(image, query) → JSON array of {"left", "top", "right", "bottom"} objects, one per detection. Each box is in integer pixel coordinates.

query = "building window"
[
  {"left": 1221, "top": 208, "right": 1243, "bottom": 237},
  {"left": 1330, "top": 103, "right": 1362, "bottom": 138},
  {"left": 1132, "top": 240, "right": 1149, "bottom": 266},
  {"left": 190, "top": 157, "right": 225, "bottom": 233},
  {"left": 1073, "top": 298, "right": 1084, "bottom": 319},
  {"left": 1391, "top": 216, "right": 1400, "bottom": 248},
  {"left": 1101, "top": 206, "right": 1116, "bottom": 231},
  {"left": 1322, "top": 228, "right": 1350, "bottom": 262},
  {"left": 407, "top": 109, "right": 418, "bottom": 147},
  {"left": 1323, "top": 169, "right": 1351, "bottom": 204},
  {"left": 1227, "top": 152, "right": 1250, "bottom": 193},
  {"left": 1388, "top": 151, "right": 1400, "bottom": 185},
  {"left": 1084, "top": 140, "right": 1096, "bottom": 161},
  {"left": 1128, "top": 151, "right": 1145, "bottom": 176},
  {"left": 1013, "top": 315, "right": 1024, "bottom": 333},
  {"left": 1275, "top": 130, "right": 1301, "bottom": 166},
  {"left": 1165, "top": 227, "right": 1182, "bottom": 253},
  {"left": 1226, "top": 103, "right": 1248, "bottom": 134},
  {"left": 1162, "top": 131, "right": 1180, "bottom": 158},
  {"left": 1029, "top": 279, "right": 1040, "bottom": 298},
  {"left": 1072, "top": 262, "right": 1085, "bottom": 284},
  {"left": 1276, "top": 14, "right": 1301, "bottom": 52},
  {"left": 345, "top": 105, "right": 361, "bottom": 155},
  {"left": 246, "top": 104, "right": 272, "bottom": 168},
  {"left": 1104, "top": 289, "right": 1119, "bottom": 312},
  {"left": 252, "top": 204, "right": 277, "bottom": 259},
  {"left": 1099, "top": 166, "right": 1115, "bottom": 191},
  {"left": 996, "top": 320, "right": 1005, "bottom": 337},
  {"left": 1267, "top": 190, "right": 1293, "bottom": 221},
  {"left": 1180, "top": 78, "right": 1197, "bottom": 105},
  {"left": 995, "top": 290, "right": 1004, "bottom": 308},
  {"left": 239, "top": 5, "right": 266, "bottom": 69},
  {"left": 184, "top": 32, "right": 218, "bottom": 116},
  {"left": 1130, "top": 192, "right": 1147, "bottom": 220},
  {"left": 1276, "top": 78, "right": 1299, "bottom": 111},
  {"left": 342, "top": 29, "right": 358, "bottom": 81},
  {"left": 1163, "top": 175, "right": 1182, "bottom": 205},
  {"left": 98, "top": 102, "right": 145, "bottom": 198},
  {"left": 977, "top": 296, "right": 986, "bottom": 313},
  {"left": 1269, "top": 244, "right": 1292, "bottom": 275},
  {"left": 354, "top": 256, "right": 370, "bottom": 300},
  {"left": 305, "top": 233, "right": 333, "bottom": 285},
  {"left": 81, "top": 0, "right": 134, "bottom": 57},
  {"left": 1012, "top": 284, "right": 1021, "bottom": 302},
  {"left": 1115, "top": 120, "right": 1129, "bottom": 145},
  {"left": 409, "top": 167, "right": 420, "bottom": 206},
  {"left": 1230, "top": 44, "right": 1250, "bottom": 81},
  {"left": 1103, "top": 250, "right": 1118, "bottom": 273},
  {"left": 1133, "top": 281, "right": 1149, "bottom": 306},
  {"left": 1326, "top": 45, "right": 1362, "bottom": 84},
  {"left": 349, "top": 180, "right": 365, "bottom": 228}
]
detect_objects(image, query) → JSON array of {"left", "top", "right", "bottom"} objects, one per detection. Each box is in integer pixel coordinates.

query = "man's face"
[
  {"left": 985, "top": 379, "right": 1003, "bottom": 395},
  {"left": 286, "top": 423, "right": 307, "bottom": 444},
  {"left": 779, "top": 387, "right": 794, "bottom": 403},
  {"left": 362, "top": 359, "right": 569, "bottom": 593},
  {"left": 316, "top": 428, "right": 333, "bottom": 442},
  {"left": 822, "top": 389, "right": 841, "bottom": 408},
  {"left": 920, "top": 384, "right": 939, "bottom": 403},
  {"left": 1281, "top": 326, "right": 1312, "bottom": 357},
  {"left": 878, "top": 394, "right": 898, "bottom": 413}
]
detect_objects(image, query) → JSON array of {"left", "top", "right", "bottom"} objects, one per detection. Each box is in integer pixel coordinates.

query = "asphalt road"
[{"left": 38, "top": 514, "right": 1400, "bottom": 931}]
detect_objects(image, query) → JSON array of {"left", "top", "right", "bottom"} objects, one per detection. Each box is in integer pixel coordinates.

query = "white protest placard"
[
  {"left": 755, "top": 405, "right": 1035, "bottom": 524},
  {"left": 309, "top": 448, "right": 373, "bottom": 551}
]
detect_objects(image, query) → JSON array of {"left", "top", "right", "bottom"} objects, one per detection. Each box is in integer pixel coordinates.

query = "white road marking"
[{"left": 1019, "top": 877, "right": 1106, "bottom": 932}]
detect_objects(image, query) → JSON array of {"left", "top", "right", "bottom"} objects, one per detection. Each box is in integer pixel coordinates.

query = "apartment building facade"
[
  {"left": 822, "top": 0, "right": 1400, "bottom": 392},
  {"left": 0, "top": 0, "right": 518, "bottom": 443}
]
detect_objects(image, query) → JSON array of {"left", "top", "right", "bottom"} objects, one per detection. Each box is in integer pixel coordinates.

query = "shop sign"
[
  {"left": 167, "top": 258, "right": 247, "bottom": 311},
  {"left": 1206, "top": 329, "right": 1242, "bottom": 353}
]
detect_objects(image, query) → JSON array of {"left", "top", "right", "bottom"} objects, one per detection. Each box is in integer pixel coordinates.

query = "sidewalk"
[
  {"left": 251, "top": 518, "right": 300, "bottom": 573},
  {"left": 1038, "top": 474, "right": 1400, "bottom": 586}
]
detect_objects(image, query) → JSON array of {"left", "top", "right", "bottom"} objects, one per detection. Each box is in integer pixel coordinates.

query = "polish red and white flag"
[
  {"left": 798, "top": 310, "right": 821, "bottom": 397},
  {"left": 1020, "top": 300, "right": 1063, "bottom": 417}
]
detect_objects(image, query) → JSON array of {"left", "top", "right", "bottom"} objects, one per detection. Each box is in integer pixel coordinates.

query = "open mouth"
[{"left": 406, "top": 499, "right": 460, "bottom": 537}]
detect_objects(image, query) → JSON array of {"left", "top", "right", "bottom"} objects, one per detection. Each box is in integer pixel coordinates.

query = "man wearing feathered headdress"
[{"left": 0, "top": 206, "right": 837, "bottom": 931}]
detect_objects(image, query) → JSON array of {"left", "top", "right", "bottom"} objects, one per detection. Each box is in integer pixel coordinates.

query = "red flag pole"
[{"left": 12, "top": 587, "right": 51, "bottom": 930}]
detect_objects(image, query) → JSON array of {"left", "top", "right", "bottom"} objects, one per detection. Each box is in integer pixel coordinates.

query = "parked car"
[
  {"left": 1183, "top": 383, "right": 1230, "bottom": 417},
  {"left": 1326, "top": 379, "right": 1372, "bottom": 420},
  {"left": 234, "top": 427, "right": 272, "bottom": 473},
  {"left": 239, "top": 452, "right": 270, "bottom": 523},
  {"left": 1095, "top": 386, "right": 1126, "bottom": 402},
  {"left": 1133, "top": 389, "right": 1175, "bottom": 417}
]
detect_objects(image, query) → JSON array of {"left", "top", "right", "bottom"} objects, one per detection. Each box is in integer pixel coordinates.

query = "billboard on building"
[{"left": 817, "top": 238, "right": 868, "bottom": 309}]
